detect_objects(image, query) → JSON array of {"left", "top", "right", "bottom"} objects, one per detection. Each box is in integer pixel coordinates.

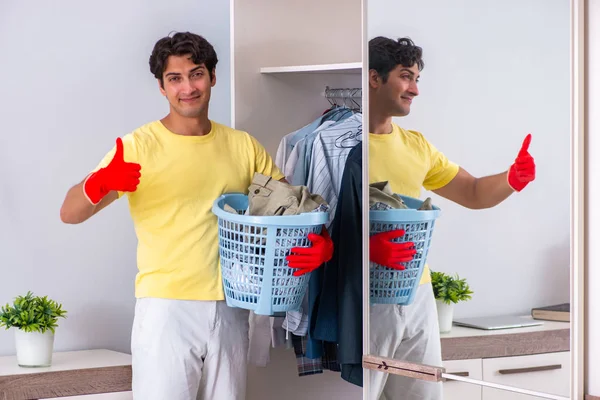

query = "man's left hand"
[
  {"left": 508, "top": 133, "right": 536, "bottom": 192},
  {"left": 286, "top": 228, "right": 333, "bottom": 276}
]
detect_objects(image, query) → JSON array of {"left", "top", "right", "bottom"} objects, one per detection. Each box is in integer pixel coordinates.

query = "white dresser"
[
  {"left": 440, "top": 319, "right": 570, "bottom": 400},
  {"left": 0, "top": 349, "right": 132, "bottom": 400}
]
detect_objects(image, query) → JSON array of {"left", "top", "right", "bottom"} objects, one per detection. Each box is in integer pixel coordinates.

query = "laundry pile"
[
  {"left": 222, "top": 173, "right": 329, "bottom": 297},
  {"left": 369, "top": 181, "right": 433, "bottom": 211}
]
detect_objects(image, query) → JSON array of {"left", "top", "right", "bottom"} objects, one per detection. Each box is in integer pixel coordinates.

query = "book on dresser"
[{"left": 531, "top": 303, "right": 570, "bottom": 322}]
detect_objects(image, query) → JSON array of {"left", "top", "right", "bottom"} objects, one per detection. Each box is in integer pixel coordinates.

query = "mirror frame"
[
  {"left": 361, "top": 0, "right": 586, "bottom": 398},
  {"left": 361, "top": 1, "right": 370, "bottom": 398},
  {"left": 570, "top": 0, "right": 585, "bottom": 398}
]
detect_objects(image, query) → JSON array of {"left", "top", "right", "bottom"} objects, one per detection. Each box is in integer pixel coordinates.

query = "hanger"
[
  {"left": 324, "top": 86, "right": 362, "bottom": 113},
  {"left": 336, "top": 125, "right": 362, "bottom": 149}
]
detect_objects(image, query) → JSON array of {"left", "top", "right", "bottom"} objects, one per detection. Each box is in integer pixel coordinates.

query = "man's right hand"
[
  {"left": 369, "top": 229, "right": 416, "bottom": 270},
  {"left": 83, "top": 138, "right": 142, "bottom": 205}
]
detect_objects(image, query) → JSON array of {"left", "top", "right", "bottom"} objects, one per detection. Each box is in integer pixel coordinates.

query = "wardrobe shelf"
[{"left": 260, "top": 62, "right": 361, "bottom": 74}]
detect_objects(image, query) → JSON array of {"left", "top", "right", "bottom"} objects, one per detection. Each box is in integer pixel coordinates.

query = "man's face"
[
  {"left": 159, "top": 55, "right": 216, "bottom": 118},
  {"left": 371, "top": 63, "right": 420, "bottom": 117}
]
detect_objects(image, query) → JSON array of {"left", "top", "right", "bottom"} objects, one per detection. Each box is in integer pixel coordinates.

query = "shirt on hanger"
[
  {"left": 310, "top": 142, "right": 363, "bottom": 386},
  {"left": 306, "top": 113, "right": 362, "bottom": 228},
  {"left": 254, "top": 107, "right": 361, "bottom": 376},
  {"left": 292, "top": 108, "right": 355, "bottom": 186},
  {"left": 275, "top": 117, "right": 324, "bottom": 172},
  {"left": 275, "top": 106, "right": 351, "bottom": 173},
  {"left": 285, "top": 120, "right": 336, "bottom": 182}
]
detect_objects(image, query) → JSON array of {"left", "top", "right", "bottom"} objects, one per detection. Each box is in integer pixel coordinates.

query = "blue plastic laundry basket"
[
  {"left": 212, "top": 193, "right": 329, "bottom": 316},
  {"left": 370, "top": 195, "right": 441, "bottom": 306}
]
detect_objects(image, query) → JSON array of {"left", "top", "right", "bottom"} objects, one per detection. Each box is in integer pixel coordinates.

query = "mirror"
[{"left": 365, "top": 0, "right": 573, "bottom": 399}]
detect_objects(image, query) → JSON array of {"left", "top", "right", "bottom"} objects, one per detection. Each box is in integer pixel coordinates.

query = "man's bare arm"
[
  {"left": 434, "top": 135, "right": 536, "bottom": 209},
  {"left": 60, "top": 178, "right": 118, "bottom": 224},
  {"left": 433, "top": 167, "right": 514, "bottom": 210}
]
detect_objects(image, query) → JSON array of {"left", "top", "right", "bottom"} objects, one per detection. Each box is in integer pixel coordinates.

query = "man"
[
  {"left": 367, "top": 36, "right": 535, "bottom": 399},
  {"left": 59, "top": 32, "right": 332, "bottom": 400}
]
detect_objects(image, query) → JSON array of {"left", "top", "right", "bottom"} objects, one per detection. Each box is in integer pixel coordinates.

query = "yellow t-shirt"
[
  {"left": 369, "top": 123, "right": 459, "bottom": 285},
  {"left": 93, "top": 120, "right": 285, "bottom": 300}
]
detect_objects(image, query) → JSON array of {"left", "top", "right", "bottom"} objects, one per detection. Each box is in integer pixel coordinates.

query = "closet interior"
[{"left": 230, "top": 0, "right": 363, "bottom": 398}]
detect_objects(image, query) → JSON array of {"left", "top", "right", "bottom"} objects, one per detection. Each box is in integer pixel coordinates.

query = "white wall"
[
  {"left": 585, "top": 0, "right": 600, "bottom": 395},
  {"left": 0, "top": 1, "right": 230, "bottom": 356},
  {"left": 368, "top": 0, "right": 571, "bottom": 318}
]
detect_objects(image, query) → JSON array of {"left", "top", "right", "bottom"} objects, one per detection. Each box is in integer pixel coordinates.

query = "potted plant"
[
  {"left": 431, "top": 271, "right": 473, "bottom": 333},
  {"left": 0, "top": 291, "right": 67, "bottom": 367}
]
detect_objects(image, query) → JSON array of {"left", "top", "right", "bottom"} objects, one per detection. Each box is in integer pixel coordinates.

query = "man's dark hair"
[
  {"left": 149, "top": 32, "right": 218, "bottom": 87},
  {"left": 369, "top": 36, "right": 424, "bottom": 83}
]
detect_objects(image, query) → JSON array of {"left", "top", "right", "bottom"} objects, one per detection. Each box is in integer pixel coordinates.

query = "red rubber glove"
[
  {"left": 370, "top": 229, "right": 416, "bottom": 270},
  {"left": 286, "top": 228, "right": 334, "bottom": 277},
  {"left": 507, "top": 134, "right": 536, "bottom": 192},
  {"left": 83, "top": 138, "right": 142, "bottom": 205}
]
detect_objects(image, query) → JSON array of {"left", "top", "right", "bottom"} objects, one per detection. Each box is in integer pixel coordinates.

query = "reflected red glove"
[
  {"left": 507, "top": 134, "right": 536, "bottom": 192},
  {"left": 370, "top": 229, "right": 416, "bottom": 270},
  {"left": 286, "top": 228, "right": 334, "bottom": 277},
  {"left": 83, "top": 138, "right": 142, "bottom": 205}
]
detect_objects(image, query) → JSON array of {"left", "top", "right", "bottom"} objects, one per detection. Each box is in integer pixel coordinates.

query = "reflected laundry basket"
[{"left": 370, "top": 195, "right": 442, "bottom": 306}]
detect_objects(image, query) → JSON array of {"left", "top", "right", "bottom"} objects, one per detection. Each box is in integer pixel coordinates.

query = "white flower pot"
[
  {"left": 436, "top": 299, "right": 455, "bottom": 333},
  {"left": 15, "top": 329, "right": 55, "bottom": 367}
]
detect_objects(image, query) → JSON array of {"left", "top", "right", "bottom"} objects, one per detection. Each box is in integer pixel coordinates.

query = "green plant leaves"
[
  {"left": 431, "top": 271, "right": 474, "bottom": 305},
  {"left": 0, "top": 291, "right": 67, "bottom": 334}
]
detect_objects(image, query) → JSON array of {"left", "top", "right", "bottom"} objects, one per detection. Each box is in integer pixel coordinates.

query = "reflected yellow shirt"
[{"left": 369, "top": 123, "right": 459, "bottom": 284}]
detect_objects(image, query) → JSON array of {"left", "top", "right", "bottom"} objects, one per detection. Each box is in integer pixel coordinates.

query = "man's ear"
[
  {"left": 211, "top": 68, "right": 217, "bottom": 87},
  {"left": 158, "top": 79, "right": 166, "bottom": 96},
  {"left": 369, "top": 69, "right": 382, "bottom": 89}
]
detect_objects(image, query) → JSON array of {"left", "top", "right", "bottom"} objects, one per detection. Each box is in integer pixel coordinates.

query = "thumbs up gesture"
[
  {"left": 83, "top": 138, "right": 142, "bottom": 205},
  {"left": 507, "top": 134, "right": 536, "bottom": 192}
]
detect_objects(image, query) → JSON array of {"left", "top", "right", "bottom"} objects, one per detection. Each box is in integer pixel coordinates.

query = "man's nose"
[
  {"left": 182, "top": 79, "right": 196, "bottom": 93},
  {"left": 409, "top": 81, "right": 419, "bottom": 96}
]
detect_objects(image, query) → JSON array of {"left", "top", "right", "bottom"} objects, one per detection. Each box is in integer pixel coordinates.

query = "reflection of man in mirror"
[{"left": 368, "top": 36, "right": 536, "bottom": 400}]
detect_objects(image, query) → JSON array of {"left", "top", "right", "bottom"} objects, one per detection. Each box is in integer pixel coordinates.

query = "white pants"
[
  {"left": 131, "top": 298, "right": 250, "bottom": 400},
  {"left": 369, "top": 283, "right": 443, "bottom": 400}
]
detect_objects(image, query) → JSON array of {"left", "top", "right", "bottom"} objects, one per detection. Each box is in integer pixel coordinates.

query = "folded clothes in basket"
[
  {"left": 248, "top": 173, "right": 328, "bottom": 216},
  {"left": 221, "top": 174, "right": 329, "bottom": 297},
  {"left": 369, "top": 181, "right": 432, "bottom": 211},
  {"left": 224, "top": 173, "right": 329, "bottom": 216}
]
